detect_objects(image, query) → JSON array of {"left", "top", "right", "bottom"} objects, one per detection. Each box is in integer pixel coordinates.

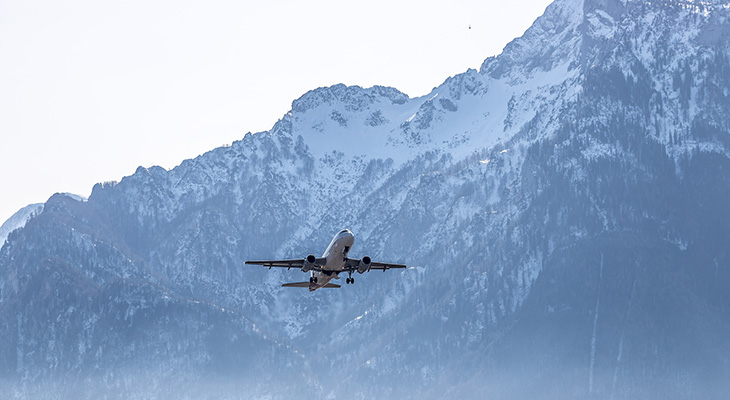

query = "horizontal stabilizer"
[
  {"left": 282, "top": 282, "right": 309, "bottom": 288},
  {"left": 281, "top": 282, "right": 341, "bottom": 288},
  {"left": 322, "top": 283, "right": 341, "bottom": 288}
]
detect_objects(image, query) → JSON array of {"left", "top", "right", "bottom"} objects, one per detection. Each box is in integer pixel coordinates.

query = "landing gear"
[
  {"left": 310, "top": 276, "right": 318, "bottom": 283},
  {"left": 346, "top": 272, "right": 355, "bottom": 284}
]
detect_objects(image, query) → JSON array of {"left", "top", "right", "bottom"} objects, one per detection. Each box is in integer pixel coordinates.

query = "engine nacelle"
[
  {"left": 302, "top": 254, "right": 316, "bottom": 273},
  {"left": 357, "top": 256, "right": 371, "bottom": 274}
]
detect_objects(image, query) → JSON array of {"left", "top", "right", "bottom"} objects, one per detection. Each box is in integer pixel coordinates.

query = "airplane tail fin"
[{"left": 281, "top": 282, "right": 340, "bottom": 288}]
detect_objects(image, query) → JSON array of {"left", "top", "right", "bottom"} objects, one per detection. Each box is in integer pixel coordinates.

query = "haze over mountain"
[{"left": 2, "top": 0, "right": 730, "bottom": 398}]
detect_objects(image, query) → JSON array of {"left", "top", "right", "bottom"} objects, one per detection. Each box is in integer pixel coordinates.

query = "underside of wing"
[
  {"left": 282, "top": 282, "right": 340, "bottom": 288},
  {"left": 245, "top": 259, "right": 305, "bottom": 268},
  {"left": 343, "top": 258, "right": 407, "bottom": 271},
  {"left": 369, "top": 261, "right": 407, "bottom": 270}
]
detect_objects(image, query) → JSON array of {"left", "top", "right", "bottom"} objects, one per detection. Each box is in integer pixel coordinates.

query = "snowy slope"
[{"left": 0, "top": 203, "right": 44, "bottom": 247}]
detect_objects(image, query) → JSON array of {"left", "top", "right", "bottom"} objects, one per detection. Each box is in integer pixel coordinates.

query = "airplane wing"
[
  {"left": 245, "top": 257, "right": 329, "bottom": 270},
  {"left": 344, "top": 258, "right": 407, "bottom": 271},
  {"left": 369, "top": 261, "right": 407, "bottom": 270},
  {"left": 247, "top": 258, "right": 406, "bottom": 271},
  {"left": 245, "top": 259, "right": 305, "bottom": 268},
  {"left": 282, "top": 282, "right": 341, "bottom": 288}
]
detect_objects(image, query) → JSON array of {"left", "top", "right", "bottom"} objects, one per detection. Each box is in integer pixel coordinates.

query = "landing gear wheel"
[
  {"left": 309, "top": 277, "right": 314, "bottom": 283},
  {"left": 313, "top": 277, "right": 318, "bottom": 283}
]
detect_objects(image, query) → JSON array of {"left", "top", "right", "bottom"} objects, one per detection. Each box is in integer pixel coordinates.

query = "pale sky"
[{"left": 0, "top": 0, "right": 554, "bottom": 224}]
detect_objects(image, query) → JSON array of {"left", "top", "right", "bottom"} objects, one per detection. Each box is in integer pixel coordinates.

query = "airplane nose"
[{"left": 339, "top": 229, "right": 355, "bottom": 241}]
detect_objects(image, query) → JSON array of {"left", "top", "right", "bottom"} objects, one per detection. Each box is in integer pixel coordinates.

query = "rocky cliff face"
[{"left": 2, "top": 0, "right": 730, "bottom": 398}]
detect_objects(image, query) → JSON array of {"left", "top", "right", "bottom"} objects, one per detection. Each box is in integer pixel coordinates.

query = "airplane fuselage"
[{"left": 309, "top": 229, "right": 354, "bottom": 291}]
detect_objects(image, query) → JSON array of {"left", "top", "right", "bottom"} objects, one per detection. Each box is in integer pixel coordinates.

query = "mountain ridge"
[{"left": 2, "top": 0, "right": 730, "bottom": 398}]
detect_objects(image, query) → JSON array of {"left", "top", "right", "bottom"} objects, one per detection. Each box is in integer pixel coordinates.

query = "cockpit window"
[{"left": 339, "top": 229, "right": 349, "bottom": 234}]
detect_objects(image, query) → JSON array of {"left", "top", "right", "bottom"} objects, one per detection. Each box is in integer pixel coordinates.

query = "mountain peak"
[
  {"left": 0, "top": 203, "right": 44, "bottom": 248},
  {"left": 290, "top": 84, "right": 409, "bottom": 114},
  {"left": 481, "top": 0, "right": 584, "bottom": 78},
  {"left": 482, "top": 0, "right": 730, "bottom": 80}
]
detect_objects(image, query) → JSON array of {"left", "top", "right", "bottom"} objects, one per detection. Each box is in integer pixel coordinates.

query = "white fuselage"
[{"left": 309, "top": 229, "right": 354, "bottom": 291}]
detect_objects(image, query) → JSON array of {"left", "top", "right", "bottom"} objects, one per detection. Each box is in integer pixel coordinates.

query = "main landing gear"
[
  {"left": 344, "top": 253, "right": 355, "bottom": 285},
  {"left": 309, "top": 276, "right": 318, "bottom": 283}
]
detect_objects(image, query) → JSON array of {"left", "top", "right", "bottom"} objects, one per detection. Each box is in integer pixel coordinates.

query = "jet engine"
[
  {"left": 357, "top": 256, "right": 371, "bottom": 273},
  {"left": 302, "top": 254, "right": 317, "bottom": 273}
]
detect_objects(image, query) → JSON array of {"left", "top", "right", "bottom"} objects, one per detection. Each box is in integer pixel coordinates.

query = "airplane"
[{"left": 245, "top": 229, "right": 406, "bottom": 292}]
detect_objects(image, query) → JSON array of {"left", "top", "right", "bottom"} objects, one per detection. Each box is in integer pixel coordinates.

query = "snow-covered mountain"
[
  {"left": 2, "top": 0, "right": 730, "bottom": 398},
  {"left": 0, "top": 203, "right": 44, "bottom": 248},
  {"left": 0, "top": 193, "right": 86, "bottom": 249}
]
